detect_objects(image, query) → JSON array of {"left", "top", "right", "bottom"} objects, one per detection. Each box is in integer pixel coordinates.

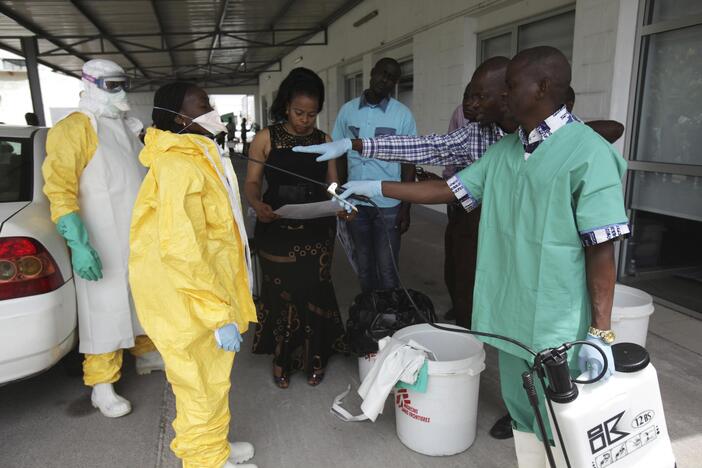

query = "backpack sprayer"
[{"left": 235, "top": 151, "right": 676, "bottom": 468}]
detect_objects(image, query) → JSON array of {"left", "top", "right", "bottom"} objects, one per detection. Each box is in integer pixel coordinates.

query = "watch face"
[{"left": 603, "top": 331, "right": 616, "bottom": 344}]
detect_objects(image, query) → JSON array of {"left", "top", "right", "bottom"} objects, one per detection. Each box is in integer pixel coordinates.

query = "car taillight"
[{"left": 0, "top": 237, "right": 65, "bottom": 300}]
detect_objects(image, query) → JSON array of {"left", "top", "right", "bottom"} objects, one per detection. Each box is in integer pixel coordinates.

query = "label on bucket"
[{"left": 396, "top": 389, "right": 431, "bottom": 423}]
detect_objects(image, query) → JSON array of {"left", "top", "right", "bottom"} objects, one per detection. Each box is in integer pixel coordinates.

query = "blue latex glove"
[
  {"left": 335, "top": 180, "right": 383, "bottom": 213},
  {"left": 215, "top": 323, "right": 242, "bottom": 352},
  {"left": 578, "top": 334, "right": 615, "bottom": 382},
  {"left": 339, "top": 180, "right": 383, "bottom": 200},
  {"left": 292, "top": 138, "right": 352, "bottom": 162},
  {"left": 56, "top": 212, "right": 103, "bottom": 281}
]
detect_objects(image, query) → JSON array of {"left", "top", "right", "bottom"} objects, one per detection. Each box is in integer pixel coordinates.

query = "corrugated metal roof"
[{"left": 0, "top": 0, "right": 364, "bottom": 89}]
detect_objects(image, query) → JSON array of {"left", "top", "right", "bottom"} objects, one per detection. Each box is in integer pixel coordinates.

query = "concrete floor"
[{"left": 1, "top": 203, "right": 701, "bottom": 468}]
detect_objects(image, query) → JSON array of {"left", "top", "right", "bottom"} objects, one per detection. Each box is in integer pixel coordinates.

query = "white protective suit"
[{"left": 60, "top": 59, "right": 146, "bottom": 354}]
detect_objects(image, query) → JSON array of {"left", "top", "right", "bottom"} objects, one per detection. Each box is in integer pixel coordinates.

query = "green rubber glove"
[{"left": 56, "top": 212, "right": 103, "bottom": 281}]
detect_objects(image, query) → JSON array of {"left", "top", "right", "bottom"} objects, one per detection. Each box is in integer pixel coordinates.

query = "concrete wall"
[
  {"left": 258, "top": 0, "right": 637, "bottom": 132},
  {"left": 258, "top": 0, "right": 530, "bottom": 135}
]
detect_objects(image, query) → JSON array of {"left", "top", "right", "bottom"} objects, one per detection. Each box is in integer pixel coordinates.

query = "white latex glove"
[
  {"left": 578, "top": 334, "right": 615, "bottom": 381},
  {"left": 292, "top": 138, "right": 352, "bottom": 162}
]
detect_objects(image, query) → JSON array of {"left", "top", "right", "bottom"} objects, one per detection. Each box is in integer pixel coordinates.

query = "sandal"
[
  {"left": 307, "top": 368, "right": 325, "bottom": 386},
  {"left": 273, "top": 362, "right": 289, "bottom": 389}
]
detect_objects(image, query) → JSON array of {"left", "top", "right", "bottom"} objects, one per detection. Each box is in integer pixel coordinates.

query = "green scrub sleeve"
[
  {"left": 571, "top": 146, "right": 630, "bottom": 246},
  {"left": 449, "top": 151, "right": 491, "bottom": 212}
]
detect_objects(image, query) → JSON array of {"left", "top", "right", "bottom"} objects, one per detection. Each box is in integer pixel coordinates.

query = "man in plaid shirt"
[{"left": 295, "top": 58, "right": 516, "bottom": 168}]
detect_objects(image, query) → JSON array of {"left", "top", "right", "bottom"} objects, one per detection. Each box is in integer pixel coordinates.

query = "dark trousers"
[
  {"left": 444, "top": 203, "right": 481, "bottom": 329},
  {"left": 348, "top": 205, "right": 401, "bottom": 292}
]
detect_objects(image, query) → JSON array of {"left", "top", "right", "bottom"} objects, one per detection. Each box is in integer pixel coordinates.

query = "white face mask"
[
  {"left": 154, "top": 107, "right": 226, "bottom": 136},
  {"left": 108, "top": 90, "right": 131, "bottom": 112}
]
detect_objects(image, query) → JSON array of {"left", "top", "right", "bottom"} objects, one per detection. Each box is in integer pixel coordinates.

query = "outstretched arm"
[
  {"left": 340, "top": 179, "right": 455, "bottom": 205},
  {"left": 294, "top": 123, "right": 499, "bottom": 166}
]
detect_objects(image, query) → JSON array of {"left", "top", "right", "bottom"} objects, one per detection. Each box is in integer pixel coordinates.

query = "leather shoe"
[{"left": 489, "top": 413, "right": 513, "bottom": 439}]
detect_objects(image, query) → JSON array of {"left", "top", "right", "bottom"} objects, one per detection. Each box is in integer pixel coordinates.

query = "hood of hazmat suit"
[
  {"left": 80, "top": 59, "right": 132, "bottom": 118},
  {"left": 128, "top": 128, "right": 257, "bottom": 467}
]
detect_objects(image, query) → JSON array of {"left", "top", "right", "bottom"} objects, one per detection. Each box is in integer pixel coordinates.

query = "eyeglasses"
[{"left": 82, "top": 72, "right": 131, "bottom": 93}]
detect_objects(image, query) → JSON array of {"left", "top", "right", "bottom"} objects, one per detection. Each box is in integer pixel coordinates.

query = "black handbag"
[{"left": 346, "top": 289, "right": 436, "bottom": 356}]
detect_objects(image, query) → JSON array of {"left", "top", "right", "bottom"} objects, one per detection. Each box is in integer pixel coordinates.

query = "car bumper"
[{"left": 0, "top": 280, "right": 77, "bottom": 384}]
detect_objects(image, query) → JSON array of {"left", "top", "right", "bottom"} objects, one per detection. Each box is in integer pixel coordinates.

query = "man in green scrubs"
[{"left": 337, "top": 46, "right": 630, "bottom": 467}]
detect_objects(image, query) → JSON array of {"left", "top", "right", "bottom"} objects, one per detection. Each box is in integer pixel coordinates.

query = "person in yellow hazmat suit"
[
  {"left": 129, "top": 82, "right": 258, "bottom": 468},
  {"left": 42, "top": 59, "right": 164, "bottom": 419}
]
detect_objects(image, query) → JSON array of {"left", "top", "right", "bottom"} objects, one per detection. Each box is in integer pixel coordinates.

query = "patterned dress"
[{"left": 251, "top": 123, "right": 347, "bottom": 375}]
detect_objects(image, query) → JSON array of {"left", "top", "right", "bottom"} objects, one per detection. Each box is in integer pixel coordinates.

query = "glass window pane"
[
  {"left": 620, "top": 209, "right": 702, "bottom": 312},
  {"left": 634, "top": 25, "right": 702, "bottom": 165},
  {"left": 481, "top": 33, "right": 512, "bottom": 61},
  {"left": 630, "top": 171, "right": 702, "bottom": 222},
  {"left": 0, "top": 137, "right": 31, "bottom": 202},
  {"left": 649, "top": 0, "right": 702, "bottom": 24},
  {"left": 518, "top": 11, "right": 576, "bottom": 62}
]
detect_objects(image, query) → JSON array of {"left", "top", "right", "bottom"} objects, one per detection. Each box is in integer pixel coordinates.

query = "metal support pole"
[{"left": 20, "top": 36, "right": 46, "bottom": 126}]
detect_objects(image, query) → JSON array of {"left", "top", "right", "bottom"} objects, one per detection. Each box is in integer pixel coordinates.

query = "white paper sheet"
[{"left": 274, "top": 200, "right": 340, "bottom": 219}]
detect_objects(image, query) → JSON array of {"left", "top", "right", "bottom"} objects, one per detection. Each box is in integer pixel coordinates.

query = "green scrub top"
[{"left": 456, "top": 122, "right": 628, "bottom": 361}]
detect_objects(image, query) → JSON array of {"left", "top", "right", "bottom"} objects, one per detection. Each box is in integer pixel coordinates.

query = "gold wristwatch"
[{"left": 588, "top": 326, "right": 616, "bottom": 344}]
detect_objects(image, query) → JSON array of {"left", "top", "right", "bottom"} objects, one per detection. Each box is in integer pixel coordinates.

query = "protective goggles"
[{"left": 82, "top": 72, "right": 130, "bottom": 93}]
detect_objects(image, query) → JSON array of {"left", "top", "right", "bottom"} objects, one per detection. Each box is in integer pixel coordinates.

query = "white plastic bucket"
[
  {"left": 358, "top": 352, "right": 377, "bottom": 382},
  {"left": 392, "top": 324, "right": 486, "bottom": 456},
  {"left": 611, "top": 284, "right": 655, "bottom": 347}
]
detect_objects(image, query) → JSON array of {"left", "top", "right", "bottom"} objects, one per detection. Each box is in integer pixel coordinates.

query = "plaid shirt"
[{"left": 360, "top": 122, "right": 505, "bottom": 166}]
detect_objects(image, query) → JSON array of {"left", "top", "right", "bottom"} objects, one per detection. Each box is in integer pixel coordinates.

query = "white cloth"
[
  {"left": 332, "top": 336, "right": 428, "bottom": 422},
  {"left": 73, "top": 110, "right": 146, "bottom": 354}
]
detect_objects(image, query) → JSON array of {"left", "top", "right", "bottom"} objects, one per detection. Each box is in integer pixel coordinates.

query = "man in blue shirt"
[{"left": 333, "top": 58, "right": 417, "bottom": 292}]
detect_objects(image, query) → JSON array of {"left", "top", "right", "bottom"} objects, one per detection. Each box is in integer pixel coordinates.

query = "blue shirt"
[{"left": 333, "top": 94, "right": 417, "bottom": 207}]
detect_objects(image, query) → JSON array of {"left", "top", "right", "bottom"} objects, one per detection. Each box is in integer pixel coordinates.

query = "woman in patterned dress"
[{"left": 244, "top": 68, "right": 348, "bottom": 388}]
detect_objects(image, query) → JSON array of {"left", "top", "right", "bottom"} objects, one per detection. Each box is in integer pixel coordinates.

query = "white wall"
[
  {"left": 259, "top": 0, "right": 637, "bottom": 129},
  {"left": 258, "top": 0, "right": 530, "bottom": 135}
]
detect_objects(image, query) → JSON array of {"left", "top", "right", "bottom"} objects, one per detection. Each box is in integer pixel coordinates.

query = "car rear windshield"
[{"left": 0, "top": 136, "right": 32, "bottom": 202}]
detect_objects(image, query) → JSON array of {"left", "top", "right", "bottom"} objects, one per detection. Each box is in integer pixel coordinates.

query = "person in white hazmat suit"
[{"left": 42, "top": 59, "right": 164, "bottom": 418}]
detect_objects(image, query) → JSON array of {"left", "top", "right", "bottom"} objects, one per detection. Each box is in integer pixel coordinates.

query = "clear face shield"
[{"left": 82, "top": 72, "right": 131, "bottom": 93}]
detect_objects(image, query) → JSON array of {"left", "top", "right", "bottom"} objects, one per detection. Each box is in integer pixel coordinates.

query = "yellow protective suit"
[
  {"left": 43, "top": 112, "right": 157, "bottom": 387},
  {"left": 129, "top": 128, "right": 257, "bottom": 468}
]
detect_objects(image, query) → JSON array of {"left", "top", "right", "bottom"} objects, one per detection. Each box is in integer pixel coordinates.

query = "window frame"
[
  {"left": 477, "top": 5, "right": 576, "bottom": 61},
  {"left": 622, "top": 3, "right": 702, "bottom": 178}
]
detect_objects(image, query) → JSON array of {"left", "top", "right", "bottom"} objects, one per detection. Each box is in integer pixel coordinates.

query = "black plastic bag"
[{"left": 346, "top": 289, "right": 436, "bottom": 356}]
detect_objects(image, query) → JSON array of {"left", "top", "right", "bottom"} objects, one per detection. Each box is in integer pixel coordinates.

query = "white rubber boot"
[
  {"left": 135, "top": 351, "right": 165, "bottom": 375},
  {"left": 228, "top": 441, "right": 255, "bottom": 464},
  {"left": 91, "top": 383, "right": 131, "bottom": 418},
  {"left": 513, "top": 430, "right": 549, "bottom": 468},
  {"left": 222, "top": 462, "right": 257, "bottom": 468}
]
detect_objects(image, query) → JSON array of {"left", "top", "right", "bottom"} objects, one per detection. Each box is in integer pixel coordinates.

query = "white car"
[{"left": 0, "top": 125, "right": 77, "bottom": 384}]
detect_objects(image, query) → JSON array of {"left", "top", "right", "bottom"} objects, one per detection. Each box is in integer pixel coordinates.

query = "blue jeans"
[{"left": 348, "top": 205, "right": 401, "bottom": 292}]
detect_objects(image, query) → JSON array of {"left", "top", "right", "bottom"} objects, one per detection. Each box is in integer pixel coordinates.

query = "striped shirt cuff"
[
  {"left": 447, "top": 176, "right": 480, "bottom": 212},
  {"left": 361, "top": 138, "right": 376, "bottom": 157},
  {"left": 580, "top": 223, "right": 631, "bottom": 247}
]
